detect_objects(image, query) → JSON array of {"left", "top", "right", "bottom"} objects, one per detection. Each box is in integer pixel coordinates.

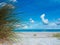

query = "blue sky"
[{"left": 0, "top": 0, "right": 60, "bottom": 29}]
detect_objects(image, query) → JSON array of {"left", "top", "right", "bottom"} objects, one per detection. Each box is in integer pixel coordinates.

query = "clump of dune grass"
[
  {"left": 53, "top": 33, "right": 60, "bottom": 39},
  {"left": 0, "top": 3, "right": 18, "bottom": 45}
]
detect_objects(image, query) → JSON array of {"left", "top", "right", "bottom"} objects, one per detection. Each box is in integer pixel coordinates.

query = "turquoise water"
[{"left": 13, "top": 29, "right": 60, "bottom": 32}]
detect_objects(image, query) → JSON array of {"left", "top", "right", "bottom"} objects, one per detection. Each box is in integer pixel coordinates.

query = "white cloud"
[
  {"left": 23, "top": 25, "right": 28, "bottom": 29},
  {"left": 10, "top": 0, "right": 17, "bottom": 2},
  {"left": 29, "top": 18, "right": 35, "bottom": 23},
  {"left": 15, "top": 22, "right": 60, "bottom": 29},
  {"left": 40, "top": 14, "right": 49, "bottom": 24},
  {"left": 56, "top": 22, "right": 60, "bottom": 25},
  {"left": 48, "top": 23, "right": 57, "bottom": 27},
  {"left": 56, "top": 18, "right": 60, "bottom": 25},
  {"left": 14, "top": 15, "right": 60, "bottom": 29},
  {"left": 14, "top": 23, "right": 29, "bottom": 29}
]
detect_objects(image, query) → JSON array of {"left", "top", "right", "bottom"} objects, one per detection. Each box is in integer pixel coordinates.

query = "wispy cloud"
[
  {"left": 16, "top": 22, "right": 60, "bottom": 29},
  {"left": 15, "top": 14, "right": 60, "bottom": 29},
  {"left": 40, "top": 14, "right": 49, "bottom": 24},
  {"left": 23, "top": 25, "right": 28, "bottom": 29},
  {"left": 48, "top": 23, "right": 57, "bottom": 26},
  {"left": 29, "top": 18, "right": 35, "bottom": 23},
  {"left": 56, "top": 18, "right": 60, "bottom": 25},
  {"left": 10, "top": 0, "right": 17, "bottom": 2}
]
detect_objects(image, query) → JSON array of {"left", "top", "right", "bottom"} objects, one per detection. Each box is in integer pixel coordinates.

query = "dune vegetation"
[
  {"left": 53, "top": 33, "right": 60, "bottom": 39},
  {"left": 0, "top": 3, "right": 18, "bottom": 45}
]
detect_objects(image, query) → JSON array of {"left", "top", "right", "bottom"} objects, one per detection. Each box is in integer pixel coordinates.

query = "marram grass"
[
  {"left": 53, "top": 33, "right": 60, "bottom": 39},
  {"left": 0, "top": 3, "right": 18, "bottom": 45}
]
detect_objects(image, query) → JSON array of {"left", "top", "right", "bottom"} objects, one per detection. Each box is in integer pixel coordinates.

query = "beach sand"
[
  {"left": 12, "top": 32, "right": 60, "bottom": 45},
  {"left": 1, "top": 32, "right": 60, "bottom": 45}
]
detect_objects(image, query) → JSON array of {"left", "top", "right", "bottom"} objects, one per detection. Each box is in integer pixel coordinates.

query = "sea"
[{"left": 13, "top": 29, "right": 60, "bottom": 32}]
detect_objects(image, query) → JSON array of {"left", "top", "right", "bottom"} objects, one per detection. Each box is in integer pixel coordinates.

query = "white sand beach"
[
  {"left": 1, "top": 32, "right": 60, "bottom": 45},
  {"left": 16, "top": 32, "right": 60, "bottom": 38},
  {"left": 12, "top": 32, "right": 60, "bottom": 45}
]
